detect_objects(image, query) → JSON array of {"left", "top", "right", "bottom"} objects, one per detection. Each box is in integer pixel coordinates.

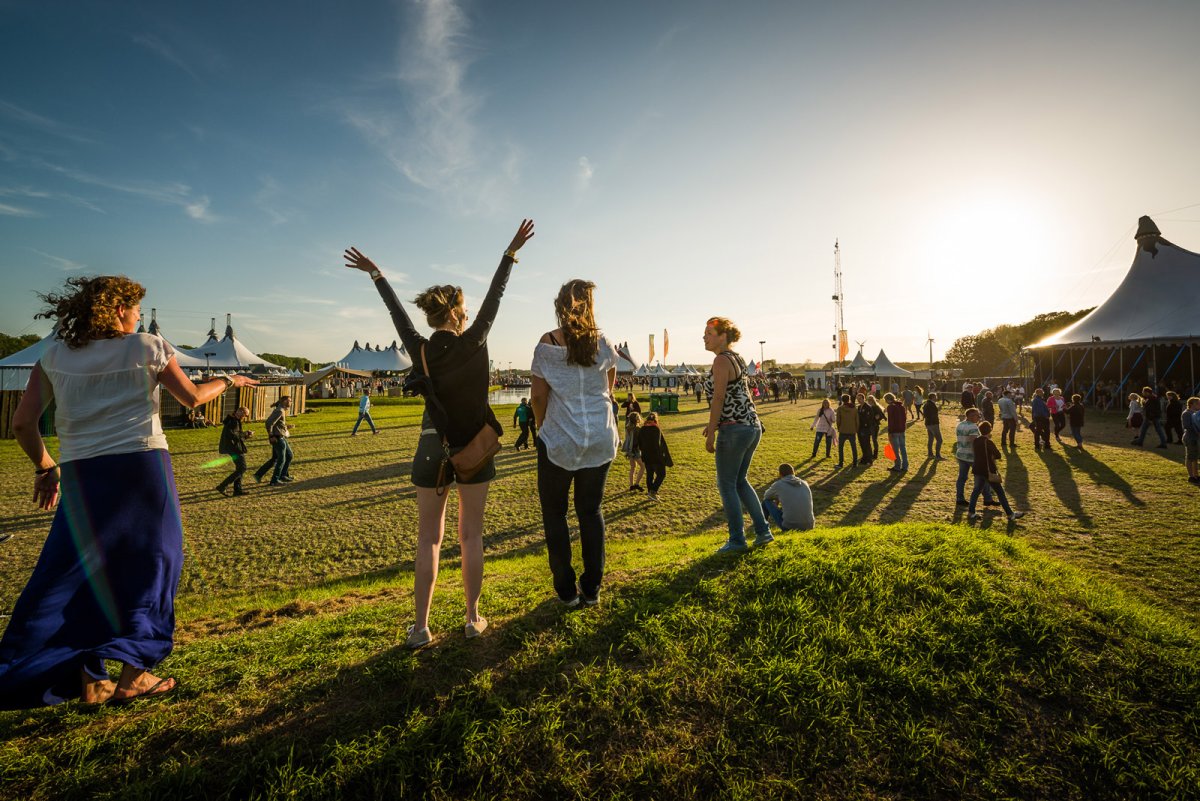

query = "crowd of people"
[{"left": 3, "top": 229, "right": 1198, "bottom": 710}]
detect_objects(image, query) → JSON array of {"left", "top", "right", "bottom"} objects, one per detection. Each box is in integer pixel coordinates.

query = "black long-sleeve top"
[
  {"left": 375, "top": 256, "right": 513, "bottom": 447},
  {"left": 636, "top": 423, "right": 671, "bottom": 466}
]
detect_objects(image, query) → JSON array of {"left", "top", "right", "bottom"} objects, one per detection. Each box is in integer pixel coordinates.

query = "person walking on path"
[
  {"left": 810, "top": 398, "right": 836, "bottom": 459},
  {"left": 922, "top": 391, "right": 943, "bottom": 459},
  {"left": 703, "top": 316, "right": 773, "bottom": 553},
  {"left": 531, "top": 279, "right": 619, "bottom": 606},
  {"left": 885, "top": 392, "right": 908, "bottom": 471},
  {"left": 254, "top": 396, "right": 295, "bottom": 485},
  {"left": 998, "top": 389, "right": 1018, "bottom": 449},
  {"left": 3, "top": 275, "right": 256, "bottom": 709},
  {"left": 1134, "top": 386, "right": 1169, "bottom": 448},
  {"left": 955, "top": 408, "right": 995, "bottom": 508},
  {"left": 512, "top": 398, "right": 536, "bottom": 450},
  {"left": 1182, "top": 396, "right": 1200, "bottom": 484},
  {"left": 344, "top": 218, "right": 535, "bottom": 647},
  {"left": 351, "top": 388, "right": 378, "bottom": 436},
  {"left": 1047, "top": 388, "right": 1067, "bottom": 443},
  {"left": 903, "top": 386, "right": 916, "bottom": 420},
  {"left": 1066, "top": 394, "right": 1086, "bottom": 448},
  {"left": 1030, "top": 388, "right": 1052, "bottom": 450},
  {"left": 1164, "top": 391, "right": 1184, "bottom": 444},
  {"left": 636, "top": 411, "right": 672, "bottom": 500},
  {"left": 762, "top": 463, "right": 815, "bottom": 532},
  {"left": 967, "top": 421, "right": 1024, "bottom": 523},
  {"left": 217, "top": 406, "right": 253, "bottom": 496},
  {"left": 835, "top": 394, "right": 860, "bottom": 468}
]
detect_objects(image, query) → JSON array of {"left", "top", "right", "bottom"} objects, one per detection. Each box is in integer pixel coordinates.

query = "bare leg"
[
  {"left": 633, "top": 459, "right": 645, "bottom": 486},
  {"left": 413, "top": 486, "right": 451, "bottom": 630},
  {"left": 457, "top": 481, "right": 490, "bottom": 625}
]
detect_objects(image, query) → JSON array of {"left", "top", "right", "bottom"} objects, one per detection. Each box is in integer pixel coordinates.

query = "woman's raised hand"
[
  {"left": 507, "top": 219, "right": 535, "bottom": 254},
  {"left": 343, "top": 247, "right": 379, "bottom": 274}
]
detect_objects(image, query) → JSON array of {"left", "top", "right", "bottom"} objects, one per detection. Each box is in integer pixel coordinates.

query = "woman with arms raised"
[
  {"left": 702, "top": 316, "right": 772, "bottom": 553},
  {"left": 344, "top": 219, "right": 534, "bottom": 647},
  {"left": 530, "top": 280, "right": 619, "bottom": 607},
  {"left": 0, "top": 276, "right": 256, "bottom": 709}
]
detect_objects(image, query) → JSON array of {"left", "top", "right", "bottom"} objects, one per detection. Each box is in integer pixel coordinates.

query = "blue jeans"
[
  {"left": 715, "top": 423, "right": 770, "bottom": 545},
  {"left": 351, "top": 411, "right": 377, "bottom": 434},
  {"left": 256, "top": 437, "right": 293, "bottom": 482},
  {"left": 888, "top": 432, "right": 908, "bottom": 470},
  {"left": 837, "top": 434, "right": 858, "bottom": 466},
  {"left": 762, "top": 498, "right": 785, "bottom": 529},
  {"left": 1136, "top": 417, "right": 1167, "bottom": 446},
  {"left": 811, "top": 431, "right": 832, "bottom": 457},
  {"left": 969, "top": 476, "right": 1012, "bottom": 516},
  {"left": 926, "top": 424, "right": 942, "bottom": 456},
  {"left": 956, "top": 458, "right": 993, "bottom": 503}
]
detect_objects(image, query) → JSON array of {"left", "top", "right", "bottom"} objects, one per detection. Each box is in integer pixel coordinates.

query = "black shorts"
[{"left": 411, "top": 432, "right": 497, "bottom": 488}]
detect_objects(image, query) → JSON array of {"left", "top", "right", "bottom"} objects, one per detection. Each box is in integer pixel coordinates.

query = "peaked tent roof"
[
  {"left": 1032, "top": 216, "right": 1200, "bottom": 348},
  {"left": 614, "top": 342, "right": 640, "bottom": 374},
  {"left": 0, "top": 327, "right": 58, "bottom": 368},
  {"left": 328, "top": 340, "right": 413, "bottom": 372},
  {"left": 872, "top": 349, "right": 914, "bottom": 378},
  {"left": 632, "top": 363, "right": 652, "bottom": 377},
  {"left": 834, "top": 348, "right": 874, "bottom": 376},
  {"left": 177, "top": 314, "right": 284, "bottom": 370},
  {"left": 302, "top": 364, "right": 374, "bottom": 386}
]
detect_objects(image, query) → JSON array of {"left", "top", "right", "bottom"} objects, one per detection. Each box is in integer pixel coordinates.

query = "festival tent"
[
  {"left": 614, "top": 342, "right": 640, "bottom": 374},
  {"left": 871, "top": 349, "right": 914, "bottom": 379},
  {"left": 632, "top": 364, "right": 652, "bottom": 377},
  {"left": 0, "top": 328, "right": 58, "bottom": 390},
  {"left": 330, "top": 340, "right": 412, "bottom": 373},
  {"left": 178, "top": 315, "right": 285, "bottom": 371},
  {"left": 834, "top": 349, "right": 874, "bottom": 376},
  {"left": 302, "top": 364, "right": 374, "bottom": 386},
  {"left": 140, "top": 310, "right": 209, "bottom": 370},
  {"left": 1026, "top": 216, "right": 1200, "bottom": 398},
  {"left": 671, "top": 363, "right": 692, "bottom": 375}
]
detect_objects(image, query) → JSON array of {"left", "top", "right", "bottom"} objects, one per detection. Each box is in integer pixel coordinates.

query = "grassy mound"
[{"left": 3, "top": 525, "right": 1195, "bottom": 800}]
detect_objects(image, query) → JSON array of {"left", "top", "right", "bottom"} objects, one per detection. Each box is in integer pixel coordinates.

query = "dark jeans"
[
  {"left": 644, "top": 461, "right": 666, "bottom": 494},
  {"left": 957, "top": 458, "right": 993, "bottom": 504},
  {"left": 1051, "top": 412, "right": 1066, "bottom": 438},
  {"left": 857, "top": 430, "right": 873, "bottom": 463},
  {"left": 1001, "top": 418, "right": 1017, "bottom": 448},
  {"left": 515, "top": 420, "right": 532, "bottom": 450},
  {"left": 1135, "top": 417, "right": 1167, "bottom": 446},
  {"left": 351, "top": 411, "right": 377, "bottom": 434},
  {"left": 969, "top": 476, "right": 1012, "bottom": 516},
  {"left": 811, "top": 432, "right": 832, "bottom": 457},
  {"left": 256, "top": 437, "right": 293, "bottom": 482},
  {"left": 1032, "top": 417, "right": 1051, "bottom": 448},
  {"left": 926, "top": 424, "right": 943, "bottom": 457},
  {"left": 217, "top": 453, "right": 246, "bottom": 493},
  {"left": 536, "top": 439, "right": 611, "bottom": 601},
  {"left": 837, "top": 434, "right": 858, "bottom": 466}
]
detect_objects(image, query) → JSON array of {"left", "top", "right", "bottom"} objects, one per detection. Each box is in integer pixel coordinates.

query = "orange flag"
[
  {"left": 663, "top": 329, "right": 670, "bottom": 363},
  {"left": 648, "top": 334, "right": 655, "bottom": 364}
]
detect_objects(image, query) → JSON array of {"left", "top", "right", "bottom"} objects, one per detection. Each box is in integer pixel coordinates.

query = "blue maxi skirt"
[{"left": 0, "top": 449, "right": 184, "bottom": 709}]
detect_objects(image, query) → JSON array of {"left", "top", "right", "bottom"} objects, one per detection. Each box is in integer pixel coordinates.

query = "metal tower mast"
[{"left": 832, "top": 239, "right": 845, "bottom": 367}]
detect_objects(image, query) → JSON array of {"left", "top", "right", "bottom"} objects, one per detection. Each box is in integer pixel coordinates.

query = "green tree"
[{"left": 0, "top": 332, "right": 42, "bottom": 359}]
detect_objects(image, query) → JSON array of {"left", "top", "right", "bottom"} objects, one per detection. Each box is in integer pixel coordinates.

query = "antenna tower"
[{"left": 832, "top": 240, "right": 846, "bottom": 367}]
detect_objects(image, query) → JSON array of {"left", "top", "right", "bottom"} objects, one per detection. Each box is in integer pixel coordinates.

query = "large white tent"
[
  {"left": 329, "top": 340, "right": 413, "bottom": 373},
  {"left": 178, "top": 315, "right": 284, "bottom": 371},
  {"left": 1028, "top": 216, "right": 1200, "bottom": 398},
  {"left": 834, "top": 349, "right": 874, "bottom": 376},
  {"left": 0, "top": 329, "right": 58, "bottom": 390},
  {"left": 872, "top": 349, "right": 914, "bottom": 379}
]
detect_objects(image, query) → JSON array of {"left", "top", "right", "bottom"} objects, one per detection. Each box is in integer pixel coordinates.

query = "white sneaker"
[
  {"left": 1008, "top": 511, "right": 1025, "bottom": 521},
  {"left": 405, "top": 624, "right": 431, "bottom": 649},
  {"left": 465, "top": 617, "right": 488, "bottom": 638}
]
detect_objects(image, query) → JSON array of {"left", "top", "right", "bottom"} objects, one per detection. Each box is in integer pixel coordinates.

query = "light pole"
[{"left": 758, "top": 340, "right": 765, "bottom": 367}]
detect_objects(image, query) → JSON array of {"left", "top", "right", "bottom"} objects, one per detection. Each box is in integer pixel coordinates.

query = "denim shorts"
[{"left": 411, "top": 432, "right": 496, "bottom": 488}]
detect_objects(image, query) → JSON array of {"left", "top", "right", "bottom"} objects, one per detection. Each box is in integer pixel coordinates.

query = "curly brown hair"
[
  {"left": 706, "top": 316, "right": 741, "bottom": 344},
  {"left": 36, "top": 275, "right": 145, "bottom": 349},
  {"left": 414, "top": 284, "right": 464, "bottom": 330},
  {"left": 554, "top": 279, "right": 599, "bottom": 367}
]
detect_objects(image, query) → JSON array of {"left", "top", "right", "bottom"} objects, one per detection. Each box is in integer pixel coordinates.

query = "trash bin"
[
  {"left": 667, "top": 393, "right": 679, "bottom": 413},
  {"left": 649, "top": 393, "right": 663, "bottom": 413}
]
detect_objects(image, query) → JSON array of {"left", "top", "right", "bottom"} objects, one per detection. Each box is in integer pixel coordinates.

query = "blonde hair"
[
  {"left": 36, "top": 275, "right": 145, "bottom": 349},
  {"left": 414, "top": 284, "right": 464, "bottom": 329},
  {"left": 554, "top": 279, "right": 599, "bottom": 366},
  {"left": 706, "top": 316, "right": 741, "bottom": 345}
]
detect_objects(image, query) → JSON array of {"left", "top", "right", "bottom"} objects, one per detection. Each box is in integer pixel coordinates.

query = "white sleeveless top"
[{"left": 39, "top": 333, "right": 176, "bottom": 463}]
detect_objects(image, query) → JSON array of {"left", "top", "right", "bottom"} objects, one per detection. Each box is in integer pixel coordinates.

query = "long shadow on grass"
[
  {"left": 1062, "top": 446, "right": 1142, "bottom": 506},
  {"left": 33, "top": 550, "right": 744, "bottom": 798},
  {"left": 1037, "top": 448, "right": 1093, "bottom": 527},
  {"left": 835, "top": 469, "right": 905, "bottom": 526},
  {"left": 877, "top": 458, "right": 938, "bottom": 523}
]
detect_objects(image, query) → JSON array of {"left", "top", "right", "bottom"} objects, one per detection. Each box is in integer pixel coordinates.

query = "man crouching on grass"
[{"left": 761, "top": 464, "right": 814, "bottom": 532}]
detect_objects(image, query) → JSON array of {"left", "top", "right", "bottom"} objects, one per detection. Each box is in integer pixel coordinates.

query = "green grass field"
[{"left": 1, "top": 396, "right": 1197, "bottom": 800}]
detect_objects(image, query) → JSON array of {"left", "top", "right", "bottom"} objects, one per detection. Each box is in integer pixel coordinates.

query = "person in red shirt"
[{"left": 884, "top": 392, "right": 908, "bottom": 471}]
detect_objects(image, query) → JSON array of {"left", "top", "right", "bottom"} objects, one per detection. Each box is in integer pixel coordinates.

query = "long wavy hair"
[
  {"left": 554, "top": 279, "right": 599, "bottom": 366},
  {"left": 36, "top": 275, "right": 145, "bottom": 349}
]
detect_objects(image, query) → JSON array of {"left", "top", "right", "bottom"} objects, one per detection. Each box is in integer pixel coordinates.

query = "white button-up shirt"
[{"left": 531, "top": 335, "right": 619, "bottom": 470}]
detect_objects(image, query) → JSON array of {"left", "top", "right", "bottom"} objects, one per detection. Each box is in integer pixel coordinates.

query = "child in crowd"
[
  {"left": 635, "top": 412, "right": 672, "bottom": 500},
  {"left": 626, "top": 411, "right": 645, "bottom": 492},
  {"left": 1066, "top": 393, "right": 1086, "bottom": 447}
]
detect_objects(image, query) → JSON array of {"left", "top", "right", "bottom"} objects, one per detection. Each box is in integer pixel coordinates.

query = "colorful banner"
[
  {"left": 663, "top": 329, "right": 669, "bottom": 363},
  {"left": 648, "top": 334, "right": 655, "bottom": 364},
  {"left": 838, "top": 329, "right": 849, "bottom": 361}
]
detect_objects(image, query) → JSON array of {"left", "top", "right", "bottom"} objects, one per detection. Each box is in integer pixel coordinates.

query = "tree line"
[{"left": 943, "top": 309, "right": 1094, "bottom": 375}]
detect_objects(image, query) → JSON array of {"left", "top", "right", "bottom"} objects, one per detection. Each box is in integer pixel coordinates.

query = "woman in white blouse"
[
  {"left": 2, "top": 276, "right": 255, "bottom": 709},
  {"left": 530, "top": 279, "right": 619, "bottom": 606}
]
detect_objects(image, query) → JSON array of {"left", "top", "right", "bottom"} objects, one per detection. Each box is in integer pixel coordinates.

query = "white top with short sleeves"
[
  {"left": 531, "top": 335, "right": 619, "bottom": 470},
  {"left": 39, "top": 333, "right": 176, "bottom": 463}
]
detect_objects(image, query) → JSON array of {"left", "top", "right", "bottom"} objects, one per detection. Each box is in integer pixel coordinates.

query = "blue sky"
[{"left": 3, "top": 0, "right": 1199, "bottom": 368}]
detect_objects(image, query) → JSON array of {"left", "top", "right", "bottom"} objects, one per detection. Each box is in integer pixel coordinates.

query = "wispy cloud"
[
  {"left": 432, "top": 262, "right": 489, "bottom": 284},
  {"left": 338, "top": 0, "right": 519, "bottom": 214},
  {"left": 230, "top": 292, "right": 339, "bottom": 307},
  {"left": 0, "top": 99, "right": 96, "bottom": 144},
  {"left": 130, "top": 33, "right": 200, "bottom": 81},
  {"left": 0, "top": 201, "right": 37, "bottom": 217},
  {"left": 26, "top": 247, "right": 86, "bottom": 271},
  {"left": 254, "top": 176, "right": 292, "bottom": 225},
  {"left": 184, "top": 195, "right": 215, "bottom": 222},
  {"left": 29, "top": 157, "right": 215, "bottom": 222},
  {"left": 0, "top": 185, "right": 105, "bottom": 213},
  {"left": 576, "top": 156, "right": 595, "bottom": 191}
]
